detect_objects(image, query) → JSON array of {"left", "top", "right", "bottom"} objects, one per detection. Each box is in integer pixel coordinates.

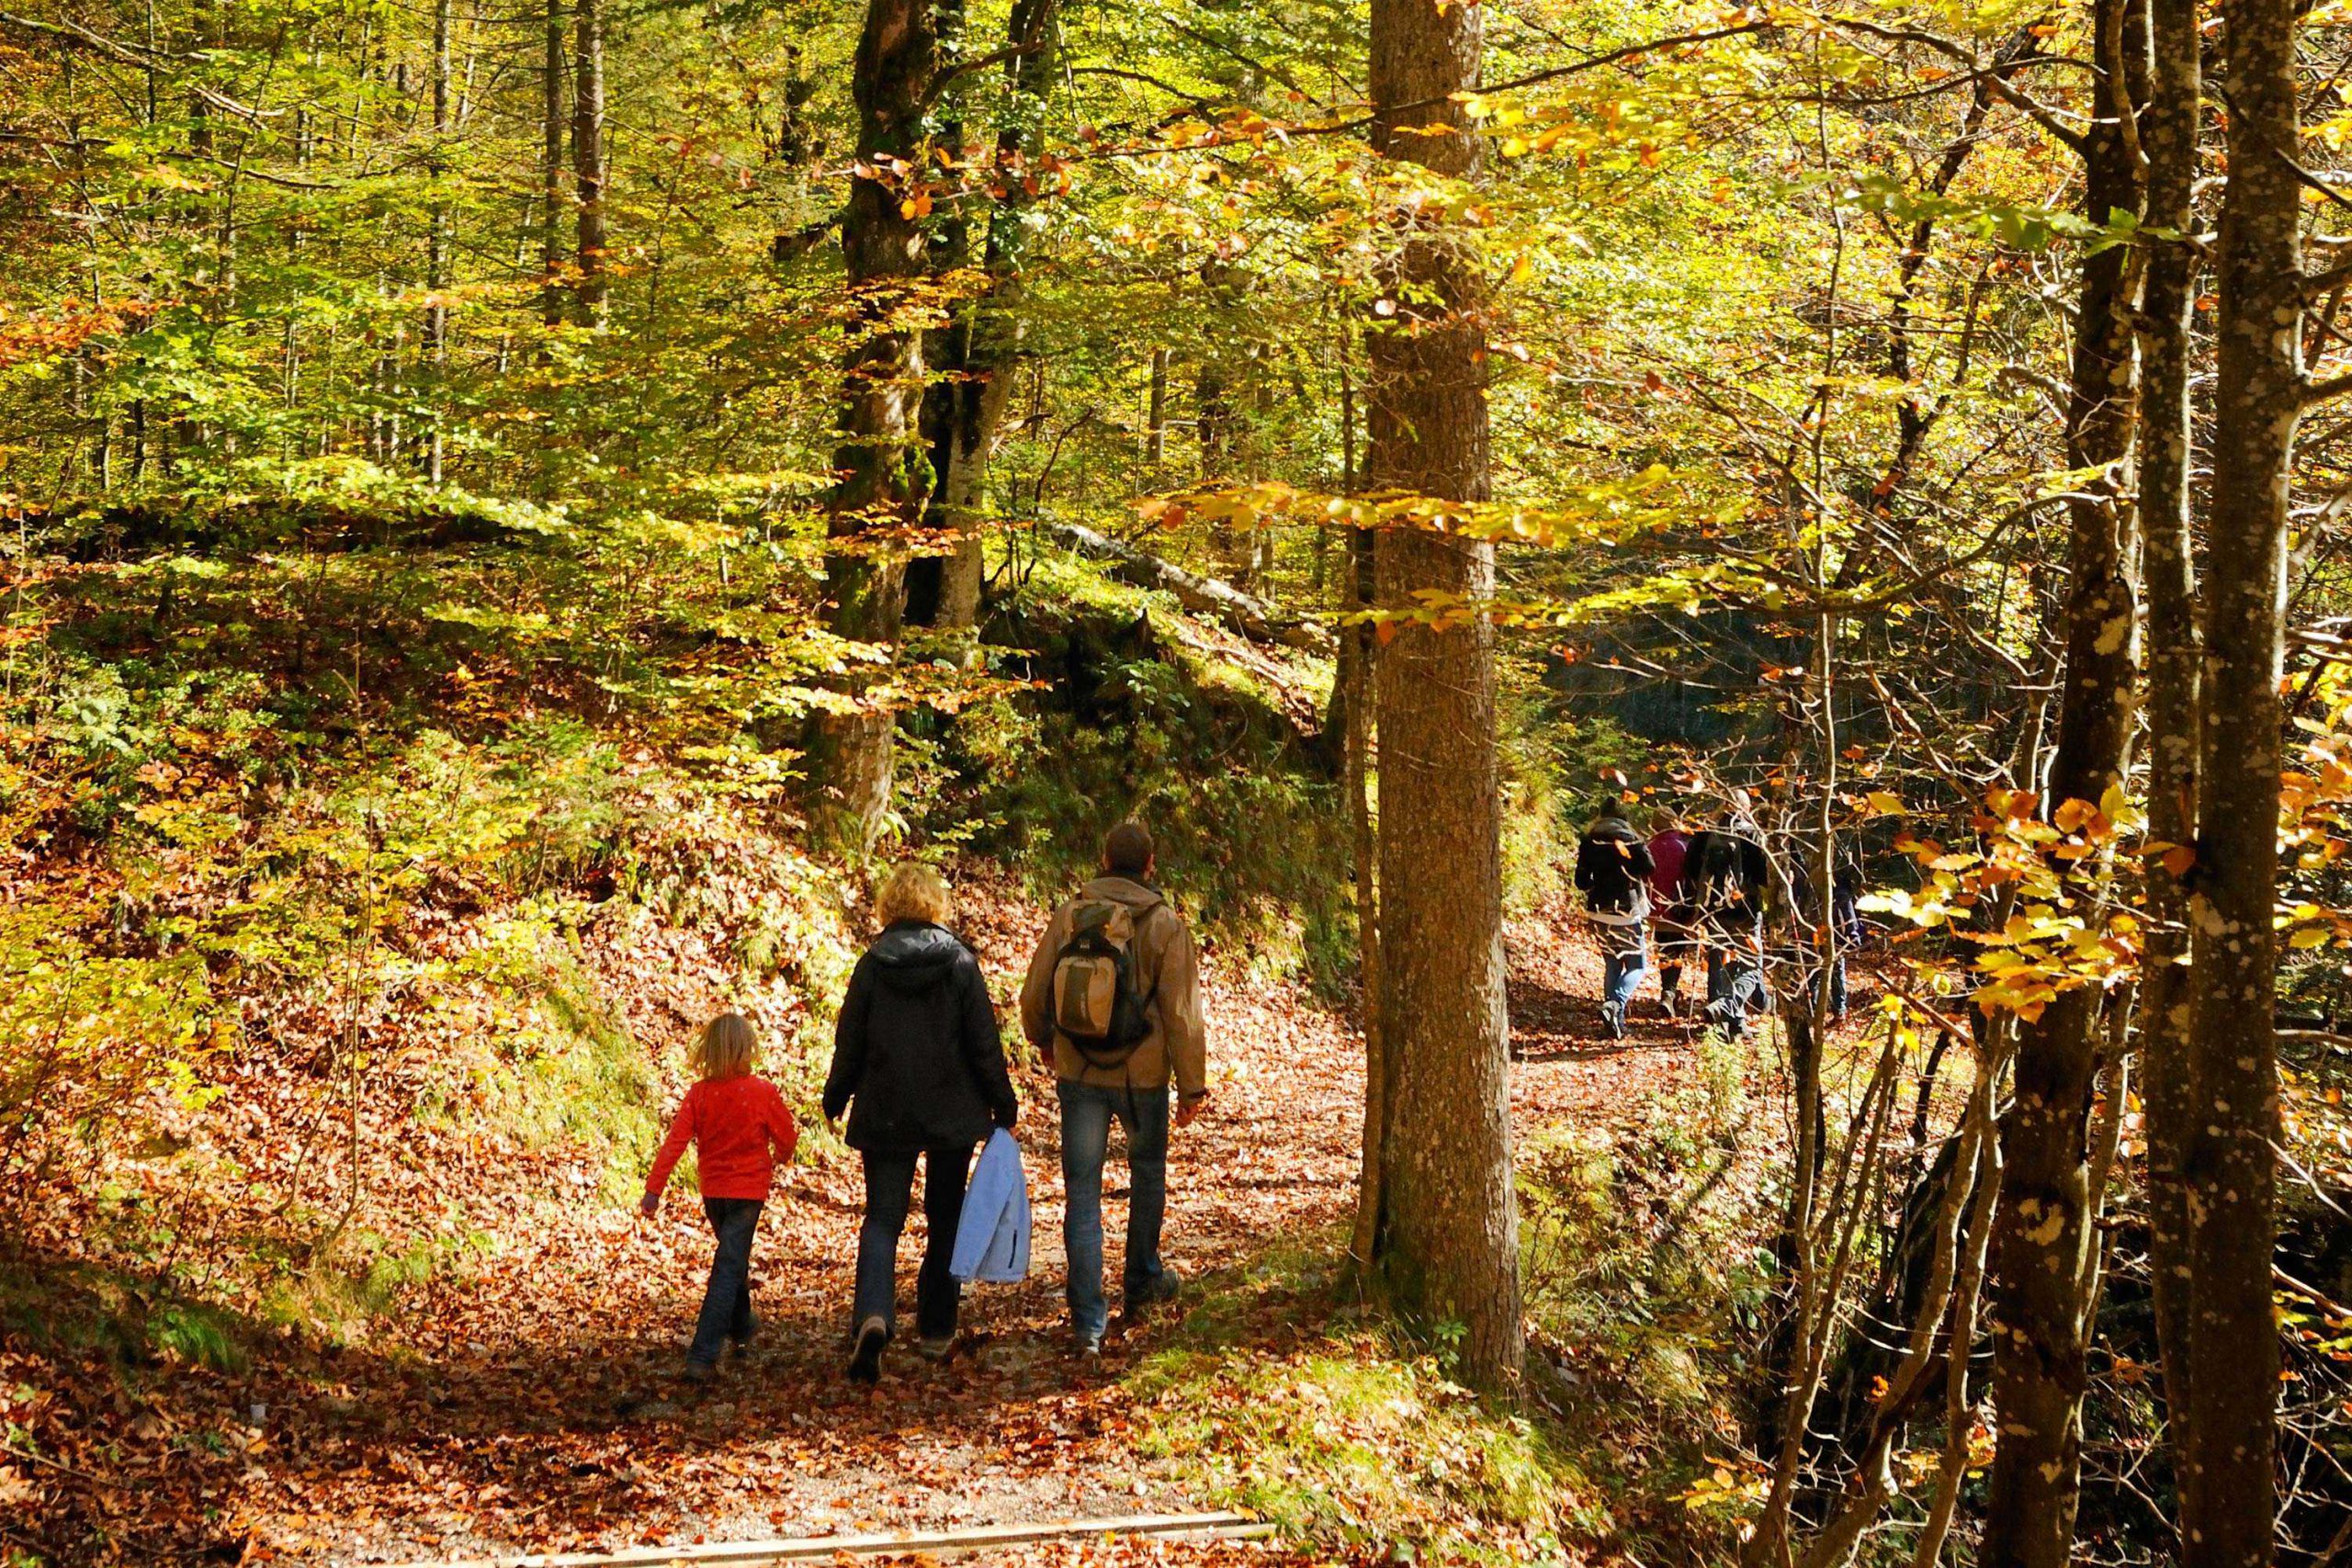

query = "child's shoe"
[
  {"left": 847, "top": 1315, "right": 887, "bottom": 1384},
  {"left": 677, "top": 1359, "right": 718, "bottom": 1386}
]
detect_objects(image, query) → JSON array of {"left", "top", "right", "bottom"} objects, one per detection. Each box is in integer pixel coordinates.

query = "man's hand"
[
  {"left": 638, "top": 1191, "right": 659, "bottom": 1220},
  {"left": 1174, "top": 1096, "right": 1205, "bottom": 1130}
]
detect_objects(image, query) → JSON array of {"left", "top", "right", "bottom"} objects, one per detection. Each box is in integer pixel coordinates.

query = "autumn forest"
[{"left": 3, "top": 0, "right": 2348, "bottom": 1561}]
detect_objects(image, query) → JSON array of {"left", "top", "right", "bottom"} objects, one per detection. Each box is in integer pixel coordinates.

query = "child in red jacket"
[{"left": 640, "top": 1013, "right": 798, "bottom": 1382}]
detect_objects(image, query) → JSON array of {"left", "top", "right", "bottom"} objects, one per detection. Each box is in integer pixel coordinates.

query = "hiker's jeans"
[
  {"left": 1058, "top": 1079, "right": 1170, "bottom": 1339},
  {"left": 1598, "top": 921, "right": 1647, "bottom": 1012},
  {"left": 1706, "top": 939, "right": 1770, "bottom": 1033},
  {"left": 687, "top": 1197, "right": 763, "bottom": 1367},
  {"left": 854, "top": 1146, "right": 974, "bottom": 1341}
]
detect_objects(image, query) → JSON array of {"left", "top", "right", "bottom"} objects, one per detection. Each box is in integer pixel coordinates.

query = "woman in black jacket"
[{"left": 824, "top": 862, "right": 1018, "bottom": 1383}]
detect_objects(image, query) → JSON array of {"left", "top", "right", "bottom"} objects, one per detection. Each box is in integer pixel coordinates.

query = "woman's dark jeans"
[
  {"left": 855, "top": 1146, "right": 974, "bottom": 1340},
  {"left": 688, "top": 1197, "right": 763, "bottom": 1367}
]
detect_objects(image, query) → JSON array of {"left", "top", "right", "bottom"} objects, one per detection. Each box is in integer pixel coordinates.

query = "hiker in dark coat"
[
  {"left": 825, "top": 862, "right": 1018, "bottom": 1384},
  {"left": 1574, "top": 808, "right": 1655, "bottom": 1040},
  {"left": 1792, "top": 855, "right": 1866, "bottom": 1020},
  {"left": 1685, "top": 826, "right": 1771, "bottom": 1039}
]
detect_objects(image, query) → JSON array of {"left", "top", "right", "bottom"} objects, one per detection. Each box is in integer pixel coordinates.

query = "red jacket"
[{"left": 646, "top": 1076, "right": 799, "bottom": 1201}]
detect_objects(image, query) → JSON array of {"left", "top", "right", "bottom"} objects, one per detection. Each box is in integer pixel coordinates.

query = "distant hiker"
[
  {"left": 1792, "top": 854, "right": 1866, "bottom": 1020},
  {"left": 639, "top": 1012, "right": 800, "bottom": 1383},
  {"left": 1645, "top": 807, "right": 1697, "bottom": 1019},
  {"left": 825, "top": 863, "right": 1019, "bottom": 1384},
  {"left": 1574, "top": 807, "right": 1655, "bottom": 1040},
  {"left": 1686, "top": 826, "right": 1772, "bottom": 1039},
  {"left": 1020, "top": 820, "right": 1207, "bottom": 1357}
]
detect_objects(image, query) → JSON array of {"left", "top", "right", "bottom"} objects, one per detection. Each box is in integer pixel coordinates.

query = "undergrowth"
[{"left": 1128, "top": 1240, "right": 1604, "bottom": 1563}]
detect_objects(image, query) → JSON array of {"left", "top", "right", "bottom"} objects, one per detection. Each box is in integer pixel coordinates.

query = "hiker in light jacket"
[
  {"left": 1574, "top": 807, "right": 1655, "bottom": 1040},
  {"left": 825, "top": 862, "right": 1018, "bottom": 1385},
  {"left": 1019, "top": 820, "right": 1207, "bottom": 1356}
]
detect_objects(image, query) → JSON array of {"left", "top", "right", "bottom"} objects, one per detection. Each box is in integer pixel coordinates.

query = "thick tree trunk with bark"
[
  {"left": 1342, "top": 543, "right": 1385, "bottom": 1277},
  {"left": 2133, "top": 0, "right": 2200, "bottom": 1531},
  {"left": 540, "top": 0, "right": 565, "bottom": 333},
  {"left": 1365, "top": 0, "right": 1521, "bottom": 1392},
  {"left": 426, "top": 0, "right": 452, "bottom": 483},
  {"left": 907, "top": 0, "right": 1055, "bottom": 633},
  {"left": 2179, "top": 0, "right": 2298, "bottom": 1555},
  {"left": 1982, "top": 1, "right": 2145, "bottom": 1555},
  {"left": 571, "top": 0, "right": 606, "bottom": 328},
  {"left": 809, "top": 0, "right": 937, "bottom": 848}
]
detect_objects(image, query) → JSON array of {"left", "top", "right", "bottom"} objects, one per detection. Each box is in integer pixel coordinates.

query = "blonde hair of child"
[
  {"left": 693, "top": 1012, "right": 758, "bottom": 1080},
  {"left": 875, "top": 862, "right": 955, "bottom": 928}
]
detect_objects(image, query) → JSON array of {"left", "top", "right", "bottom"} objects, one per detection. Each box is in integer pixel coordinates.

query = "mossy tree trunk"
[
  {"left": 1982, "top": 1, "right": 2144, "bottom": 1554},
  {"left": 1364, "top": 0, "right": 1521, "bottom": 1393},
  {"left": 2177, "top": 0, "right": 2299, "bottom": 1553},
  {"left": 2133, "top": 0, "right": 2200, "bottom": 1538},
  {"left": 810, "top": 0, "right": 937, "bottom": 849},
  {"left": 570, "top": 0, "right": 605, "bottom": 328}
]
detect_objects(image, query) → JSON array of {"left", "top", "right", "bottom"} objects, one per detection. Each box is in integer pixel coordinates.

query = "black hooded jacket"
[
  {"left": 1687, "top": 829, "right": 1771, "bottom": 937},
  {"left": 824, "top": 921, "right": 1018, "bottom": 1153},
  {"left": 1574, "top": 817, "right": 1655, "bottom": 919}
]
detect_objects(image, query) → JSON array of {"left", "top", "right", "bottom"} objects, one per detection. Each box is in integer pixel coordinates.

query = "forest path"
[{"left": 243, "top": 887, "right": 1702, "bottom": 1566}]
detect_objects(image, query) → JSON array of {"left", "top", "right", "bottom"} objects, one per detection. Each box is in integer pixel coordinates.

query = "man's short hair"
[{"left": 1103, "top": 820, "right": 1154, "bottom": 876}]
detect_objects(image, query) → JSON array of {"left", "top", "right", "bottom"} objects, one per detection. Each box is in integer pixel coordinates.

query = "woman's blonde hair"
[
  {"left": 692, "top": 1012, "right": 758, "bottom": 1080},
  {"left": 874, "top": 862, "right": 955, "bottom": 928}
]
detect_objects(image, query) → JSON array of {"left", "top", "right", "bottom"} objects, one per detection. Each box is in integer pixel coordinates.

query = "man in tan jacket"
[{"left": 1020, "top": 820, "right": 1207, "bottom": 1353}]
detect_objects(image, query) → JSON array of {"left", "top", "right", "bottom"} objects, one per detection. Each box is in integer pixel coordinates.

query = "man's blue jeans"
[
  {"left": 1706, "top": 938, "right": 1769, "bottom": 1033},
  {"left": 1600, "top": 922, "right": 1647, "bottom": 1011},
  {"left": 1057, "top": 1079, "right": 1169, "bottom": 1339},
  {"left": 687, "top": 1197, "right": 762, "bottom": 1367}
]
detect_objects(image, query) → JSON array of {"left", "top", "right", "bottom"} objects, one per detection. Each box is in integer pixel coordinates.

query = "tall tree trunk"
[
  {"left": 1340, "top": 343, "right": 1384, "bottom": 1275},
  {"left": 908, "top": 0, "right": 1055, "bottom": 633},
  {"left": 1148, "top": 346, "right": 1169, "bottom": 468},
  {"left": 426, "top": 0, "right": 452, "bottom": 483},
  {"left": 540, "top": 0, "right": 566, "bottom": 332},
  {"left": 2179, "top": 0, "right": 2299, "bottom": 1551},
  {"left": 571, "top": 0, "right": 606, "bottom": 328},
  {"left": 810, "top": 0, "right": 937, "bottom": 848},
  {"left": 1365, "top": 0, "right": 1521, "bottom": 1391},
  {"left": 2134, "top": 0, "right": 2200, "bottom": 1533},
  {"left": 1982, "top": 1, "right": 2146, "bottom": 1556}
]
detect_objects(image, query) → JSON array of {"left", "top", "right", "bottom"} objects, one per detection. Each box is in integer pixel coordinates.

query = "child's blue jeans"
[{"left": 688, "top": 1197, "right": 763, "bottom": 1367}]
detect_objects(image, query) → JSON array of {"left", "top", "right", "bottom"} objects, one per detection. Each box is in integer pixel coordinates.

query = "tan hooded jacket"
[{"left": 1019, "top": 875, "right": 1207, "bottom": 1100}]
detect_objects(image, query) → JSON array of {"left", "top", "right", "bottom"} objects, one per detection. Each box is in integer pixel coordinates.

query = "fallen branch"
[
  {"left": 399, "top": 1510, "right": 1272, "bottom": 1568},
  {"left": 1043, "top": 522, "right": 1330, "bottom": 653}
]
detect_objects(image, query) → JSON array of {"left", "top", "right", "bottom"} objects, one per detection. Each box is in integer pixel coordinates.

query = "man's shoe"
[
  {"left": 1125, "top": 1270, "right": 1182, "bottom": 1318},
  {"left": 1074, "top": 1329, "right": 1103, "bottom": 1359},
  {"left": 846, "top": 1315, "right": 887, "bottom": 1385},
  {"left": 1600, "top": 1001, "right": 1625, "bottom": 1040}
]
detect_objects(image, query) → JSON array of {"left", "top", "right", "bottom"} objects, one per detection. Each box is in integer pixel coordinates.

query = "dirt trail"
[{"left": 223, "top": 892, "right": 1704, "bottom": 1565}]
